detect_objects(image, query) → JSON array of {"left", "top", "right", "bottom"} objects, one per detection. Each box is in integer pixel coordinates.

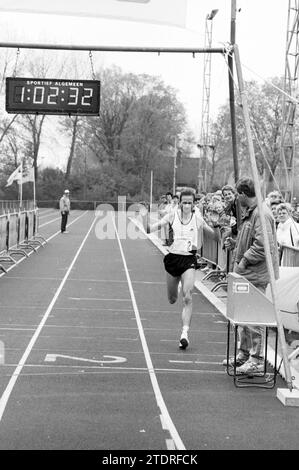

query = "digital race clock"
[{"left": 5, "top": 77, "right": 101, "bottom": 116}]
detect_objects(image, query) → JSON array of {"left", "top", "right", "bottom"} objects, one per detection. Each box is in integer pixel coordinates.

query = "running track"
[{"left": 0, "top": 208, "right": 298, "bottom": 450}]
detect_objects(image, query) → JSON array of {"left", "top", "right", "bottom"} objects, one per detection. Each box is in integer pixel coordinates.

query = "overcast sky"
[{"left": 0, "top": 0, "right": 289, "bottom": 166}]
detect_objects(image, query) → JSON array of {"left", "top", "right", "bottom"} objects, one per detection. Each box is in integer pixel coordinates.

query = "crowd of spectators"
[
  {"left": 157, "top": 184, "right": 299, "bottom": 264},
  {"left": 155, "top": 182, "right": 299, "bottom": 375}
]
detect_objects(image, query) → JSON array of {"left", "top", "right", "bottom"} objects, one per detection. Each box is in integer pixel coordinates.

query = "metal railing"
[
  {"left": 0, "top": 209, "right": 45, "bottom": 271},
  {"left": 0, "top": 200, "right": 35, "bottom": 215}
]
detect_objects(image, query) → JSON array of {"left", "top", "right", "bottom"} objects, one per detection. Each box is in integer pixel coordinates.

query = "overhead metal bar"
[{"left": 0, "top": 41, "right": 225, "bottom": 54}]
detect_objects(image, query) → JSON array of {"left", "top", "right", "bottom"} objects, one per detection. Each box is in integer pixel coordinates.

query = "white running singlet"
[{"left": 169, "top": 210, "right": 200, "bottom": 255}]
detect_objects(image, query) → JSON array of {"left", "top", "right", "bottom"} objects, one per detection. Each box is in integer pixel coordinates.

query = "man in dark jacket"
[
  {"left": 59, "top": 189, "right": 71, "bottom": 233},
  {"left": 223, "top": 177, "right": 279, "bottom": 375},
  {"left": 221, "top": 184, "right": 238, "bottom": 237}
]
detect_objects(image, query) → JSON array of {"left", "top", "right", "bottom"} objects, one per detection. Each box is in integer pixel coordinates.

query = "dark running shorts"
[{"left": 163, "top": 252, "right": 197, "bottom": 278}]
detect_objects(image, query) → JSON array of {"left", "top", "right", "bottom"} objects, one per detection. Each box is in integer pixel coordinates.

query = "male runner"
[{"left": 147, "top": 189, "right": 215, "bottom": 349}]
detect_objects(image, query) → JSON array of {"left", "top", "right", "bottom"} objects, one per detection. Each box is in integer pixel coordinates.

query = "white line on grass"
[
  {"left": 0, "top": 213, "right": 96, "bottom": 422},
  {"left": 111, "top": 213, "right": 185, "bottom": 451}
]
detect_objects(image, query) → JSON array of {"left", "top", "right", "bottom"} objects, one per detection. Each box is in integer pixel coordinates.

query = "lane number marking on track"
[{"left": 44, "top": 353, "right": 127, "bottom": 364}]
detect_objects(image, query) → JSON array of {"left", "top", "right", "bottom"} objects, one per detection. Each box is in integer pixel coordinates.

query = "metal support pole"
[
  {"left": 172, "top": 137, "right": 177, "bottom": 196},
  {"left": 84, "top": 150, "right": 87, "bottom": 201},
  {"left": 19, "top": 159, "right": 23, "bottom": 210},
  {"left": 234, "top": 44, "right": 293, "bottom": 392},
  {"left": 149, "top": 170, "right": 153, "bottom": 213},
  {"left": 228, "top": 0, "right": 239, "bottom": 184}
]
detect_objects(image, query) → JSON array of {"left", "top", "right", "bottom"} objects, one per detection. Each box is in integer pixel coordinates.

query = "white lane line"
[
  {"left": 6, "top": 276, "right": 64, "bottom": 281},
  {"left": 133, "top": 281, "right": 165, "bottom": 285},
  {"left": 0, "top": 307, "right": 133, "bottom": 315},
  {"left": 0, "top": 346, "right": 224, "bottom": 358},
  {"left": 166, "top": 439, "right": 176, "bottom": 450},
  {"left": 63, "top": 278, "right": 163, "bottom": 285},
  {"left": 0, "top": 328, "right": 35, "bottom": 331},
  {"left": 69, "top": 297, "right": 131, "bottom": 301},
  {"left": 68, "top": 279, "right": 129, "bottom": 283},
  {"left": 39, "top": 216, "right": 62, "bottom": 227},
  {"left": 0, "top": 212, "right": 88, "bottom": 281},
  {"left": 1, "top": 364, "right": 224, "bottom": 374},
  {"left": 160, "top": 414, "right": 168, "bottom": 430},
  {"left": 169, "top": 360, "right": 193, "bottom": 364},
  {"left": 51, "top": 307, "right": 133, "bottom": 312},
  {"left": 0, "top": 214, "right": 96, "bottom": 422},
  {"left": 38, "top": 210, "right": 56, "bottom": 219},
  {"left": 43, "top": 212, "right": 88, "bottom": 241},
  {"left": 115, "top": 337, "right": 139, "bottom": 341},
  {"left": 169, "top": 360, "right": 221, "bottom": 365},
  {"left": 0, "top": 321, "right": 225, "bottom": 334},
  {"left": 39, "top": 210, "right": 81, "bottom": 229},
  {"left": 112, "top": 213, "right": 186, "bottom": 451}
]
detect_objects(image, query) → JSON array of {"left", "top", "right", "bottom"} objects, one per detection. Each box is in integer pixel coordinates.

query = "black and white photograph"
[{"left": 0, "top": 0, "right": 298, "bottom": 458}]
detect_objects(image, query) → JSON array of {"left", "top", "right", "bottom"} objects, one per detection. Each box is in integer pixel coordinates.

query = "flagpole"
[
  {"left": 149, "top": 170, "right": 153, "bottom": 213},
  {"left": 19, "top": 158, "right": 23, "bottom": 210},
  {"left": 33, "top": 165, "right": 36, "bottom": 209}
]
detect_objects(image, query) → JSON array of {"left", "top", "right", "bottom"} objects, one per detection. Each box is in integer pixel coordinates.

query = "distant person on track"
[
  {"left": 147, "top": 189, "right": 215, "bottom": 350},
  {"left": 223, "top": 177, "right": 279, "bottom": 375},
  {"left": 59, "top": 189, "right": 70, "bottom": 233}
]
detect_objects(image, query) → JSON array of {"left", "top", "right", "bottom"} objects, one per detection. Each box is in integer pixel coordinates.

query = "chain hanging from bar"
[
  {"left": 88, "top": 50, "right": 96, "bottom": 80},
  {"left": 12, "top": 47, "right": 20, "bottom": 77}
]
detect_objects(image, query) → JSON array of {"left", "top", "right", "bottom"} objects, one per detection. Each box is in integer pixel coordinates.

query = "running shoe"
[
  {"left": 179, "top": 330, "right": 189, "bottom": 350},
  {"left": 222, "top": 354, "right": 248, "bottom": 368},
  {"left": 236, "top": 360, "right": 264, "bottom": 375}
]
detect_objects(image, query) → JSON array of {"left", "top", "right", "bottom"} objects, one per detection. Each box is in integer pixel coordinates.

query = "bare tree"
[
  {"left": 65, "top": 115, "right": 79, "bottom": 183},
  {"left": 0, "top": 114, "right": 18, "bottom": 144}
]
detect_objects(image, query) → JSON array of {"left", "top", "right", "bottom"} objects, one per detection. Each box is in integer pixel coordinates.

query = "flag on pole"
[
  {"left": 22, "top": 162, "right": 35, "bottom": 184},
  {"left": 0, "top": 0, "right": 188, "bottom": 28},
  {"left": 21, "top": 157, "right": 36, "bottom": 208},
  {"left": 5, "top": 164, "right": 21, "bottom": 187}
]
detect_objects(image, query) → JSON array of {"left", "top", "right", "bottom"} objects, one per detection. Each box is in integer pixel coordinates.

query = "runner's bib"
[
  {"left": 170, "top": 238, "right": 194, "bottom": 253},
  {"left": 169, "top": 211, "right": 199, "bottom": 255}
]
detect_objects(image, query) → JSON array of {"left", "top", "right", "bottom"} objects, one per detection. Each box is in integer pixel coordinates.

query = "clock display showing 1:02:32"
[{"left": 5, "top": 77, "right": 101, "bottom": 115}]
